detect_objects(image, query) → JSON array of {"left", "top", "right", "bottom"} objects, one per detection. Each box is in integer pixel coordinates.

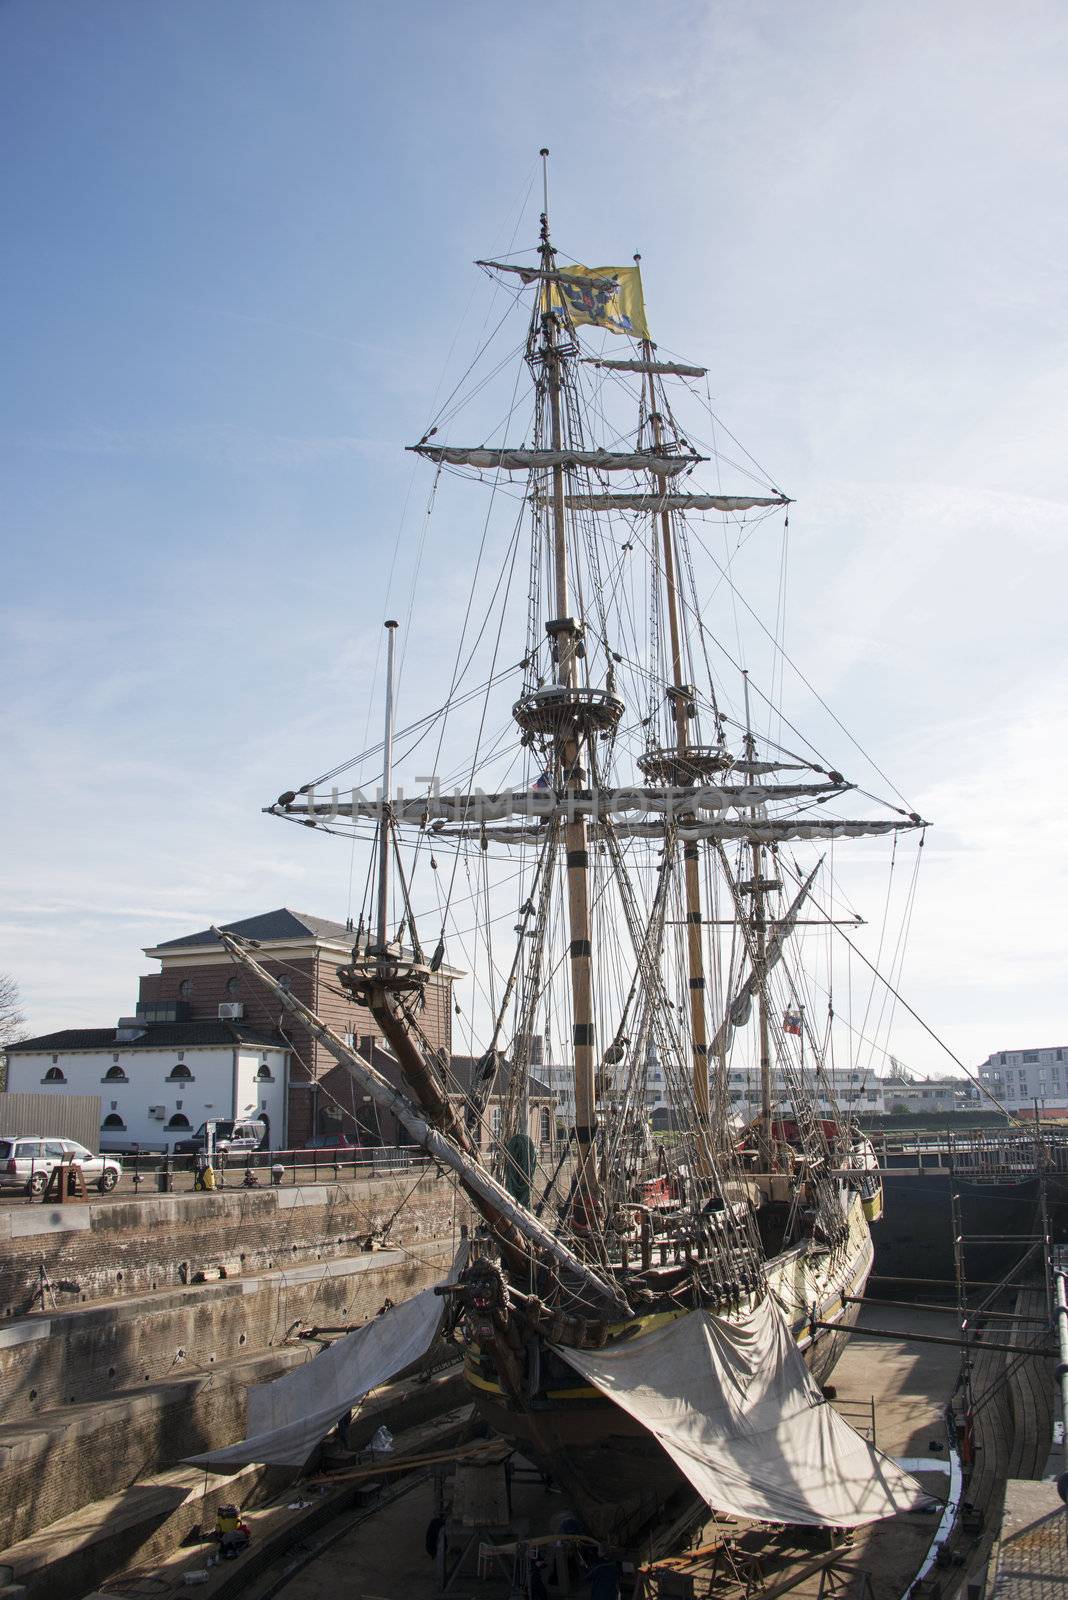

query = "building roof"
[
  {"left": 151, "top": 908, "right": 353, "bottom": 951},
  {"left": 7, "top": 1022, "right": 288, "bottom": 1053},
  {"left": 448, "top": 1053, "right": 553, "bottom": 1100}
]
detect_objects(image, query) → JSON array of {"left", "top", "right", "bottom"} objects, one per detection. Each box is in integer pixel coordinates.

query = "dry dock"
[{"left": 112, "top": 1304, "right": 980, "bottom": 1600}]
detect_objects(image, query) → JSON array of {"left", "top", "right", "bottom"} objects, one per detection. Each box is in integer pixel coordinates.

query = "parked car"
[
  {"left": 301, "top": 1133, "right": 358, "bottom": 1150},
  {"left": 171, "top": 1119, "right": 267, "bottom": 1157},
  {"left": 0, "top": 1136, "right": 123, "bottom": 1195}
]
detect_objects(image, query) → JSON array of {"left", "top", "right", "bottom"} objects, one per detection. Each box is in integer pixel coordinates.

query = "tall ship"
[{"left": 219, "top": 162, "right": 927, "bottom": 1536}]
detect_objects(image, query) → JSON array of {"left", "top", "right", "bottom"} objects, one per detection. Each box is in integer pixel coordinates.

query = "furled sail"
[
  {"left": 712, "top": 863, "right": 821, "bottom": 1046},
  {"left": 581, "top": 357, "right": 708, "bottom": 378},
  {"left": 435, "top": 818, "right": 921, "bottom": 845},
  {"left": 560, "top": 493, "right": 789, "bottom": 512},
  {"left": 408, "top": 445, "right": 705, "bottom": 476},
  {"left": 475, "top": 260, "right": 620, "bottom": 292},
  {"left": 276, "top": 782, "right": 852, "bottom": 826}
]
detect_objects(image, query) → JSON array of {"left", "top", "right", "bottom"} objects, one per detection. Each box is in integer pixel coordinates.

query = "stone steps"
[
  {"left": 0, "top": 1343, "right": 309, "bottom": 1546},
  {"left": 0, "top": 1370, "right": 465, "bottom": 1600}
]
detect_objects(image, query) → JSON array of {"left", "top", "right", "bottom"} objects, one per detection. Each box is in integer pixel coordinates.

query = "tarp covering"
[
  {"left": 553, "top": 1298, "right": 923, "bottom": 1527},
  {"left": 185, "top": 1250, "right": 466, "bottom": 1471}
]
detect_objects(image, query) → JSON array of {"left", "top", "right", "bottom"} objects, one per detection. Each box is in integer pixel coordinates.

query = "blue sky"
[{"left": 2, "top": 1, "right": 1066, "bottom": 1074}]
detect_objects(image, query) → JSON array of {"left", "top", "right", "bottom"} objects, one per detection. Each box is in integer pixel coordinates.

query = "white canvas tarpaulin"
[
  {"left": 185, "top": 1248, "right": 466, "bottom": 1471},
  {"left": 553, "top": 1297, "right": 924, "bottom": 1527}
]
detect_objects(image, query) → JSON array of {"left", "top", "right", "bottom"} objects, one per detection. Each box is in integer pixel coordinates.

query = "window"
[
  {"left": 15, "top": 1140, "right": 42, "bottom": 1158},
  {"left": 166, "top": 1113, "right": 191, "bottom": 1130},
  {"left": 43, "top": 1066, "right": 66, "bottom": 1082},
  {"left": 101, "top": 1114, "right": 126, "bottom": 1131},
  {"left": 540, "top": 1108, "right": 551, "bottom": 1143},
  {"left": 167, "top": 1064, "right": 193, "bottom": 1081},
  {"left": 227, "top": 976, "right": 241, "bottom": 998},
  {"left": 179, "top": 979, "right": 193, "bottom": 1000},
  {"left": 278, "top": 976, "right": 292, "bottom": 993},
  {"left": 1023, "top": 1051, "right": 1038, "bottom": 1063},
  {"left": 104, "top": 1065, "right": 128, "bottom": 1082},
  {"left": 255, "top": 1063, "right": 274, "bottom": 1081}
]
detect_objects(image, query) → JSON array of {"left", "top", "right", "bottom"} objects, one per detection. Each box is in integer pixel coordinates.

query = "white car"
[{"left": 0, "top": 1136, "right": 122, "bottom": 1195}]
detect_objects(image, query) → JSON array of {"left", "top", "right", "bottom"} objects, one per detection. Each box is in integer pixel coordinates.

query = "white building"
[
  {"left": 4, "top": 1017, "right": 290, "bottom": 1151},
  {"left": 725, "top": 1066, "right": 887, "bottom": 1118},
  {"left": 977, "top": 1045, "right": 1068, "bottom": 1117}
]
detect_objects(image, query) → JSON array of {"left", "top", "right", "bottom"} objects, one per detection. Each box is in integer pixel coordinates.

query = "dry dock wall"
[
  {"left": 0, "top": 1173, "right": 470, "bottom": 1549},
  {"left": 0, "top": 1247, "right": 452, "bottom": 1419},
  {"left": 0, "top": 1169, "right": 467, "bottom": 1313}
]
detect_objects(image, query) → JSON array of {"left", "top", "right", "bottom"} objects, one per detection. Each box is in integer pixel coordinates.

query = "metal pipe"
[
  {"left": 845, "top": 1296, "right": 1048, "bottom": 1322},
  {"left": 811, "top": 1319, "right": 1052, "bottom": 1358},
  {"left": 376, "top": 619, "right": 399, "bottom": 955},
  {"left": 1055, "top": 1261, "right": 1068, "bottom": 1505}
]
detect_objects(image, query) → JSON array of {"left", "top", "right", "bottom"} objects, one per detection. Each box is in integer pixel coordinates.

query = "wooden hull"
[{"left": 465, "top": 1192, "right": 874, "bottom": 1538}]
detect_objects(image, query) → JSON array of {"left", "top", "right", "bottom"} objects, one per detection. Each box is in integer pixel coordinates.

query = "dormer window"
[
  {"left": 166, "top": 1063, "right": 194, "bottom": 1082},
  {"left": 43, "top": 1066, "right": 66, "bottom": 1083}
]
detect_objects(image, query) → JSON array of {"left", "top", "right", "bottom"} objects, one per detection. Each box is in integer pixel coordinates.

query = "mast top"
[{"left": 540, "top": 147, "right": 550, "bottom": 244}]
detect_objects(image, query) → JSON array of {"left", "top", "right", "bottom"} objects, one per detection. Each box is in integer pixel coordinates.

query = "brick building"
[
  {"left": 7, "top": 909, "right": 457, "bottom": 1151},
  {"left": 138, "top": 908, "right": 456, "bottom": 1148}
]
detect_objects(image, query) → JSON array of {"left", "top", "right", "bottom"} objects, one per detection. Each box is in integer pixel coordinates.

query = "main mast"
[{"left": 534, "top": 158, "right": 600, "bottom": 1221}]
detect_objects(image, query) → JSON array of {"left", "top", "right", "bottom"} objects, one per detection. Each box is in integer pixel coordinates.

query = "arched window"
[
  {"left": 178, "top": 979, "right": 193, "bottom": 1000},
  {"left": 278, "top": 975, "right": 292, "bottom": 993},
  {"left": 105, "top": 1065, "right": 128, "bottom": 1082},
  {"left": 166, "top": 1113, "right": 191, "bottom": 1130},
  {"left": 101, "top": 1113, "right": 126, "bottom": 1130},
  {"left": 540, "top": 1108, "right": 551, "bottom": 1144},
  {"left": 43, "top": 1066, "right": 66, "bottom": 1083},
  {"left": 255, "top": 1063, "right": 274, "bottom": 1081},
  {"left": 227, "top": 976, "right": 241, "bottom": 998},
  {"left": 167, "top": 1063, "right": 193, "bottom": 1081}
]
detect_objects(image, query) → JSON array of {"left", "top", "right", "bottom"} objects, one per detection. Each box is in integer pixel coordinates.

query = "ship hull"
[{"left": 465, "top": 1191, "right": 874, "bottom": 1538}]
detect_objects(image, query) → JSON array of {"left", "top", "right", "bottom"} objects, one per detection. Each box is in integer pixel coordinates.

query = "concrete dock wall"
[{"left": 0, "top": 1169, "right": 468, "bottom": 1313}]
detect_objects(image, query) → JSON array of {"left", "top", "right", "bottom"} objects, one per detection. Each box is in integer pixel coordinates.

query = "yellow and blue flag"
[{"left": 551, "top": 265, "right": 650, "bottom": 340}]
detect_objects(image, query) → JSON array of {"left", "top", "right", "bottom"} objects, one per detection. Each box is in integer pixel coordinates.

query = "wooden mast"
[
  {"left": 537, "top": 159, "right": 600, "bottom": 1216},
  {"left": 642, "top": 331, "right": 711, "bottom": 1127},
  {"left": 742, "top": 670, "right": 774, "bottom": 1160}
]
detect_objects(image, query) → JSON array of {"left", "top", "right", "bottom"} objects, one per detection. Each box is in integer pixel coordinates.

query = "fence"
[{"left": 0, "top": 1143, "right": 431, "bottom": 1201}]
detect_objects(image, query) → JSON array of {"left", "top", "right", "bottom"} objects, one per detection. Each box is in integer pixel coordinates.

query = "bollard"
[{"left": 271, "top": 1163, "right": 285, "bottom": 1186}]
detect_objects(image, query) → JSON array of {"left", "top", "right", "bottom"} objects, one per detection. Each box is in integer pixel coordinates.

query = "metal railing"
[{"left": 1, "top": 1144, "right": 431, "bottom": 1200}]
